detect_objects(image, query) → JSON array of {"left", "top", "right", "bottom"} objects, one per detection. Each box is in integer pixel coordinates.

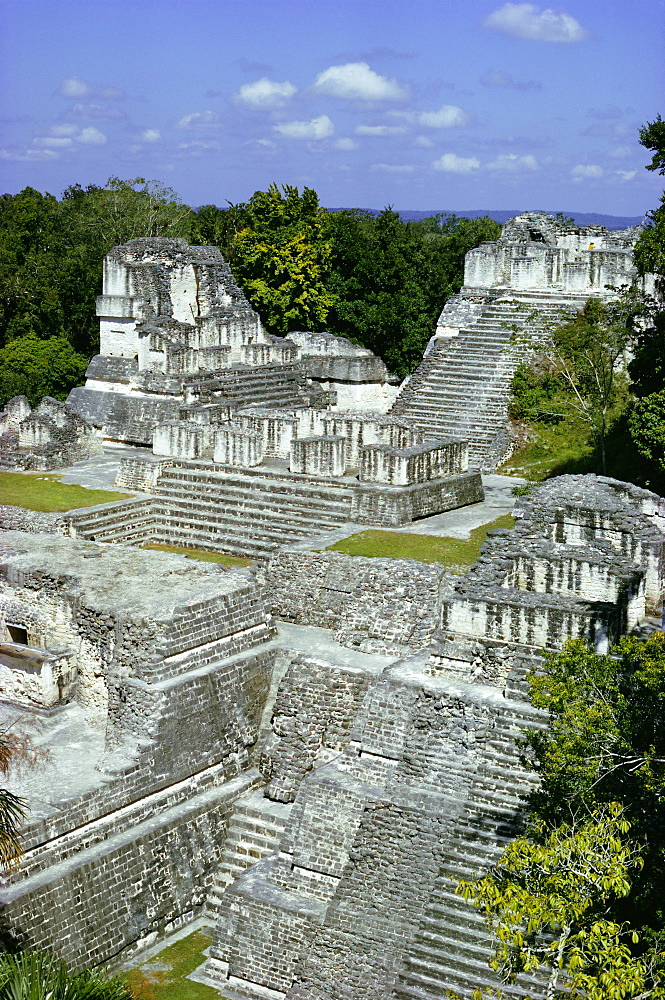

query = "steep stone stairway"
[
  {"left": 204, "top": 789, "right": 292, "bottom": 918},
  {"left": 392, "top": 698, "right": 549, "bottom": 1000},
  {"left": 391, "top": 290, "right": 590, "bottom": 470},
  {"left": 64, "top": 460, "right": 358, "bottom": 560},
  {"left": 185, "top": 364, "right": 311, "bottom": 409}
]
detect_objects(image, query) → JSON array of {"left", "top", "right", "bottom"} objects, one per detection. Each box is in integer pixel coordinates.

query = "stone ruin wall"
[
  {"left": 0, "top": 472, "right": 663, "bottom": 998},
  {"left": 0, "top": 537, "right": 278, "bottom": 965},
  {"left": 68, "top": 238, "right": 398, "bottom": 448},
  {"left": 0, "top": 396, "right": 101, "bottom": 472}
]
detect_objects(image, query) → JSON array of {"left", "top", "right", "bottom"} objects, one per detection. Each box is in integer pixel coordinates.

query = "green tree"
[
  {"left": 0, "top": 728, "right": 27, "bottom": 871},
  {"left": 0, "top": 951, "right": 134, "bottom": 1000},
  {"left": 512, "top": 294, "right": 641, "bottom": 474},
  {"left": 325, "top": 210, "right": 499, "bottom": 377},
  {"left": 455, "top": 805, "right": 662, "bottom": 1000},
  {"left": 226, "top": 184, "right": 335, "bottom": 335},
  {"left": 0, "top": 336, "right": 89, "bottom": 407},
  {"left": 639, "top": 115, "right": 665, "bottom": 176},
  {"left": 523, "top": 635, "right": 665, "bottom": 930},
  {"left": 634, "top": 116, "right": 665, "bottom": 286},
  {"left": 629, "top": 391, "right": 665, "bottom": 483}
]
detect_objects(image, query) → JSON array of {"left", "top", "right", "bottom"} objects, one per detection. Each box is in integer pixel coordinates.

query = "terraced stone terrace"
[{"left": 392, "top": 289, "right": 592, "bottom": 470}]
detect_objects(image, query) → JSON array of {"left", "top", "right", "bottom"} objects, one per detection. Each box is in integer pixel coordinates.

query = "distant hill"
[{"left": 327, "top": 208, "right": 647, "bottom": 231}]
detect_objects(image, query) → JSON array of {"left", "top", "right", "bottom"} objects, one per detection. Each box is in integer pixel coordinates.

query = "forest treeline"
[{"left": 0, "top": 176, "right": 500, "bottom": 404}]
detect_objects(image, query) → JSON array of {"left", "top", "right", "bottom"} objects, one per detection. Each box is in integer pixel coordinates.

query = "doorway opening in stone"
[{"left": 6, "top": 624, "right": 28, "bottom": 645}]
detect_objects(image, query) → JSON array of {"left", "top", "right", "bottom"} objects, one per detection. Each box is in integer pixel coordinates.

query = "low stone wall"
[
  {"left": 289, "top": 436, "right": 346, "bottom": 477},
  {"left": 351, "top": 471, "right": 484, "bottom": 525},
  {"left": 265, "top": 550, "right": 446, "bottom": 655},
  {"left": 0, "top": 769, "right": 253, "bottom": 968},
  {"left": 359, "top": 439, "right": 467, "bottom": 486},
  {"left": 0, "top": 505, "right": 62, "bottom": 534}
]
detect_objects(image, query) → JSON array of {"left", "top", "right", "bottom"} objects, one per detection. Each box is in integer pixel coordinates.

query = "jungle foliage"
[
  {"left": 0, "top": 178, "right": 499, "bottom": 404},
  {"left": 455, "top": 634, "right": 665, "bottom": 1000}
]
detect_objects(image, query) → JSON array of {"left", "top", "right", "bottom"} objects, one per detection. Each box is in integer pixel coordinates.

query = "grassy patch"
[
  {"left": 326, "top": 514, "right": 515, "bottom": 571},
  {"left": 125, "top": 930, "right": 223, "bottom": 1000},
  {"left": 0, "top": 472, "right": 132, "bottom": 512},
  {"left": 141, "top": 544, "right": 252, "bottom": 568}
]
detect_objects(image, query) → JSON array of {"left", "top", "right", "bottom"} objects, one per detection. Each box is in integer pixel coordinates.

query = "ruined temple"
[
  {"left": 392, "top": 211, "right": 645, "bottom": 469},
  {"left": 0, "top": 396, "right": 101, "bottom": 471},
  {"left": 1, "top": 216, "right": 663, "bottom": 999},
  {"left": 68, "top": 238, "right": 398, "bottom": 448},
  {"left": 0, "top": 475, "right": 663, "bottom": 999}
]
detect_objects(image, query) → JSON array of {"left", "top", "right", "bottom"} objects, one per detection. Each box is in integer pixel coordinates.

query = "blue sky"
[{"left": 1, "top": 0, "right": 663, "bottom": 215}]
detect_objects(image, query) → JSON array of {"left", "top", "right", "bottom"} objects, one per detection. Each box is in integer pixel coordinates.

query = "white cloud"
[
  {"left": 370, "top": 163, "right": 415, "bottom": 173},
  {"left": 483, "top": 3, "right": 590, "bottom": 43},
  {"left": 432, "top": 153, "right": 480, "bottom": 173},
  {"left": 242, "top": 138, "right": 276, "bottom": 150},
  {"left": 355, "top": 124, "right": 406, "bottom": 136},
  {"left": 235, "top": 78, "right": 297, "bottom": 108},
  {"left": 418, "top": 105, "right": 467, "bottom": 128},
  {"left": 100, "top": 86, "right": 126, "bottom": 100},
  {"left": 274, "top": 115, "right": 334, "bottom": 140},
  {"left": 313, "top": 62, "right": 408, "bottom": 101},
  {"left": 487, "top": 153, "right": 538, "bottom": 171},
  {"left": 335, "top": 137, "right": 358, "bottom": 150},
  {"left": 572, "top": 163, "right": 604, "bottom": 181},
  {"left": 77, "top": 127, "right": 107, "bottom": 145},
  {"left": 50, "top": 124, "right": 78, "bottom": 137},
  {"left": 67, "top": 103, "right": 125, "bottom": 122},
  {"left": 609, "top": 146, "right": 633, "bottom": 159},
  {"left": 34, "top": 136, "right": 73, "bottom": 148},
  {"left": 141, "top": 129, "right": 161, "bottom": 143},
  {"left": 0, "top": 147, "right": 59, "bottom": 161},
  {"left": 57, "top": 75, "right": 92, "bottom": 98},
  {"left": 175, "top": 111, "right": 223, "bottom": 130},
  {"left": 616, "top": 170, "right": 637, "bottom": 181},
  {"left": 177, "top": 140, "right": 221, "bottom": 156},
  {"left": 414, "top": 135, "right": 434, "bottom": 148}
]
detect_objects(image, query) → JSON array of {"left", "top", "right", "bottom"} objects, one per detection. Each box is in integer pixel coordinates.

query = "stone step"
[{"left": 155, "top": 482, "right": 353, "bottom": 520}]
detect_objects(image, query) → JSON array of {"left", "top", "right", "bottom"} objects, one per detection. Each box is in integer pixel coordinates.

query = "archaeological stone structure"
[
  {"left": 1, "top": 214, "right": 663, "bottom": 998},
  {"left": 0, "top": 396, "right": 101, "bottom": 471},
  {"left": 67, "top": 238, "right": 398, "bottom": 448},
  {"left": 0, "top": 473, "right": 663, "bottom": 1000},
  {"left": 392, "top": 211, "right": 645, "bottom": 470}
]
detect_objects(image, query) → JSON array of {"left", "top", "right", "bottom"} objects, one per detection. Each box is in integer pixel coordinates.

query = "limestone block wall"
[
  {"left": 0, "top": 644, "right": 77, "bottom": 710},
  {"left": 259, "top": 655, "right": 371, "bottom": 803},
  {"left": 207, "top": 666, "right": 518, "bottom": 1000},
  {"left": 0, "top": 769, "right": 252, "bottom": 968},
  {"left": 153, "top": 421, "right": 209, "bottom": 460},
  {"left": 264, "top": 550, "right": 446, "bottom": 656},
  {"left": 213, "top": 427, "right": 264, "bottom": 467},
  {"left": 290, "top": 436, "right": 346, "bottom": 477},
  {"left": 359, "top": 439, "right": 467, "bottom": 486},
  {"left": 350, "top": 471, "right": 484, "bottom": 525},
  {"left": 234, "top": 411, "right": 299, "bottom": 459}
]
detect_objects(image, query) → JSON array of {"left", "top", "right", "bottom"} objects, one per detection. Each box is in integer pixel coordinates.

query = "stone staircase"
[
  {"left": 391, "top": 290, "right": 590, "bottom": 470},
  {"left": 392, "top": 700, "right": 549, "bottom": 1000},
  {"left": 184, "top": 363, "right": 311, "bottom": 409},
  {"left": 63, "top": 461, "right": 357, "bottom": 560},
  {"left": 204, "top": 789, "right": 293, "bottom": 919},
  {"left": 149, "top": 462, "right": 357, "bottom": 559}
]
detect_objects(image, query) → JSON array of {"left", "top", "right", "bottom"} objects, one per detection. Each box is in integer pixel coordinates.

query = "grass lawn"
[
  {"left": 0, "top": 471, "right": 132, "bottom": 512},
  {"left": 125, "top": 929, "right": 224, "bottom": 1000},
  {"left": 326, "top": 513, "right": 515, "bottom": 572},
  {"left": 141, "top": 543, "right": 252, "bottom": 568}
]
